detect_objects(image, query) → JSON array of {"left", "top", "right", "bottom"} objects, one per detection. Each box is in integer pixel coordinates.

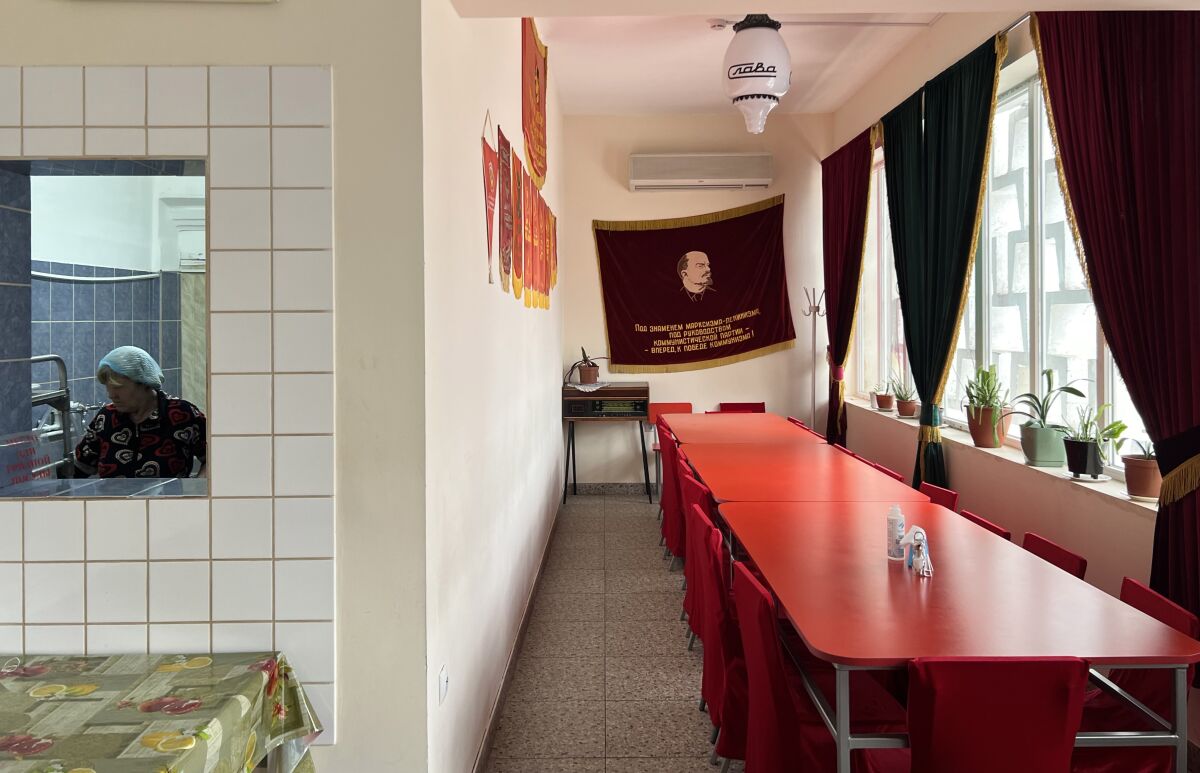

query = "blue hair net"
[{"left": 98, "top": 346, "right": 164, "bottom": 388}]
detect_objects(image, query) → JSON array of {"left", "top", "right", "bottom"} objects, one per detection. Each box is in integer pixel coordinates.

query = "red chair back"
[
  {"left": 907, "top": 657, "right": 1088, "bottom": 773},
  {"left": 697, "top": 514, "right": 748, "bottom": 760},
  {"left": 1023, "top": 532, "right": 1087, "bottom": 579},
  {"left": 656, "top": 417, "right": 686, "bottom": 558},
  {"left": 919, "top": 482, "right": 960, "bottom": 511},
  {"left": 680, "top": 473, "right": 714, "bottom": 636},
  {"left": 718, "top": 402, "right": 766, "bottom": 413},
  {"left": 648, "top": 402, "right": 693, "bottom": 424},
  {"left": 960, "top": 510, "right": 1011, "bottom": 541},
  {"left": 1110, "top": 578, "right": 1200, "bottom": 717}
]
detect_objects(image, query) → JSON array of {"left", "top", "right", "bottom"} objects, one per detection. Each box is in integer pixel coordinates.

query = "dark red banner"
[
  {"left": 497, "top": 127, "right": 513, "bottom": 292},
  {"left": 593, "top": 195, "right": 796, "bottom": 372}
]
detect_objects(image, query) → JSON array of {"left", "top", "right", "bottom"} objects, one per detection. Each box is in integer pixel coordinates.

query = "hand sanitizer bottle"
[{"left": 887, "top": 505, "right": 905, "bottom": 560}]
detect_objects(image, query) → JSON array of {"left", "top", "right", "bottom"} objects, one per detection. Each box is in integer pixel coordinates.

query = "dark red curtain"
[
  {"left": 822, "top": 128, "right": 875, "bottom": 445},
  {"left": 1035, "top": 12, "right": 1200, "bottom": 619}
]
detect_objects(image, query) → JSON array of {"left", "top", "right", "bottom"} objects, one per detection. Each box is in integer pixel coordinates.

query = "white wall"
[
  {"left": 421, "top": 4, "right": 565, "bottom": 772},
  {"left": 560, "top": 112, "right": 832, "bottom": 482},
  {"left": 32, "top": 177, "right": 157, "bottom": 271}
]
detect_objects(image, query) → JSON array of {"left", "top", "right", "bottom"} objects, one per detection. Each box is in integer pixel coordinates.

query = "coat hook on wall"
[{"left": 801, "top": 286, "right": 826, "bottom": 429}]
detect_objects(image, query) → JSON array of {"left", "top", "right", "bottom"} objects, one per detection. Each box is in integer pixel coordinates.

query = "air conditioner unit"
[{"left": 628, "top": 152, "right": 773, "bottom": 192}]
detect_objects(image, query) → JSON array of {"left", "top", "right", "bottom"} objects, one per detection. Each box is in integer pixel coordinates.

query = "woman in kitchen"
[{"left": 73, "top": 346, "right": 207, "bottom": 478}]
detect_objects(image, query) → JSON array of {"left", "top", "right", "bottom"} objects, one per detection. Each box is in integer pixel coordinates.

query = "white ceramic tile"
[
  {"left": 212, "top": 561, "right": 272, "bottom": 621},
  {"left": 272, "top": 128, "right": 331, "bottom": 188},
  {"left": 210, "top": 312, "right": 271, "bottom": 373},
  {"left": 148, "top": 562, "right": 209, "bottom": 623},
  {"left": 305, "top": 683, "right": 335, "bottom": 745},
  {"left": 210, "top": 128, "right": 270, "bottom": 188},
  {"left": 149, "top": 623, "right": 210, "bottom": 653},
  {"left": 274, "top": 560, "right": 333, "bottom": 621},
  {"left": 0, "top": 625, "right": 21, "bottom": 653},
  {"left": 22, "top": 128, "right": 82, "bottom": 156},
  {"left": 147, "top": 128, "right": 207, "bottom": 156},
  {"left": 0, "top": 68, "right": 19, "bottom": 125},
  {"left": 210, "top": 66, "right": 270, "bottom": 126},
  {"left": 0, "top": 564, "right": 21, "bottom": 623},
  {"left": 274, "top": 498, "right": 334, "bottom": 559},
  {"left": 273, "top": 374, "right": 333, "bottom": 435},
  {"left": 148, "top": 500, "right": 210, "bottom": 560},
  {"left": 25, "top": 563, "right": 84, "bottom": 623},
  {"left": 24, "top": 501, "right": 84, "bottom": 561},
  {"left": 272, "top": 189, "right": 332, "bottom": 249},
  {"left": 209, "top": 251, "right": 271, "bottom": 311},
  {"left": 25, "top": 625, "right": 84, "bottom": 654},
  {"left": 85, "top": 128, "right": 146, "bottom": 156},
  {"left": 147, "top": 67, "right": 207, "bottom": 126},
  {"left": 84, "top": 66, "right": 145, "bottom": 126},
  {"left": 22, "top": 67, "right": 83, "bottom": 126},
  {"left": 0, "top": 502, "right": 20, "bottom": 561},
  {"left": 209, "top": 436, "right": 273, "bottom": 498},
  {"left": 210, "top": 374, "right": 272, "bottom": 435},
  {"left": 86, "top": 563, "right": 148, "bottom": 623},
  {"left": 271, "top": 67, "right": 331, "bottom": 126},
  {"left": 87, "top": 624, "right": 148, "bottom": 655},
  {"left": 0, "top": 128, "right": 19, "bottom": 155},
  {"left": 272, "top": 251, "right": 332, "bottom": 311},
  {"left": 274, "top": 436, "right": 334, "bottom": 497},
  {"left": 211, "top": 499, "right": 272, "bottom": 559},
  {"left": 210, "top": 189, "right": 270, "bottom": 250},
  {"left": 273, "top": 313, "right": 333, "bottom": 373},
  {"left": 274, "top": 621, "right": 334, "bottom": 682},
  {"left": 212, "top": 622, "right": 273, "bottom": 653},
  {"left": 86, "top": 500, "right": 147, "bottom": 561}
]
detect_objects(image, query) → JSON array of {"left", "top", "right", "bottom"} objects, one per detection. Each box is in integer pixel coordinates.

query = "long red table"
[
  {"left": 720, "top": 500, "right": 1200, "bottom": 770},
  {"left": 681, "top": 442, "right": 928, "bottom": 503},
  {"left": 660, "top": 412, "right": 812, "bottom": 445}
]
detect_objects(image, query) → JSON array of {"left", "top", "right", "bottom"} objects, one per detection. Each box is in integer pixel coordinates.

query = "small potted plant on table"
[
  {"left": 963, "top": 365, "right": 1011, "bottom": 448},
  {"left": 872, "top": 381, "right": 894, "bottom": 412},
  {"left": 893, "top": 378, "right": 919, "bottom": 418},
  {"left": 1003, "top": 369, "right": 1086, "bottom": 467},
  {"left": 1064, "top": 404, "right": 1127, "bottom": 480},
  {"left": 1119, "top": 439, "right": 1161, "bottom": 500},
  {"left": 564, "top": 348, "right": 607, "bottom": 385}
]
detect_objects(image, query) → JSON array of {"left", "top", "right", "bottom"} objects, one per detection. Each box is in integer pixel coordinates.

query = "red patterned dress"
[{"left": 74, "top": 393, "right": 207, "bottom": 478}]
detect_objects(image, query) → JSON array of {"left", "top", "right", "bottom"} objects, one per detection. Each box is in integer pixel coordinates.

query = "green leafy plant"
[
  {"left": 1117, "top": 438, "right": 1154, "bottom": 459},
  {"left": 963, "top": 365, "right": 1008, "bottom": 414},
  {"left": 1065, "top": 403, "right": 1127, "bottom": 462},
  {"left": 1002, "top": 368, "right": 1086, "bottom": 431},
  {"left": 891, "top": 378, "right": 916, "bottom": 402},
  {"left": 871, "top": 381, "right": 891, "bottom": 396}
]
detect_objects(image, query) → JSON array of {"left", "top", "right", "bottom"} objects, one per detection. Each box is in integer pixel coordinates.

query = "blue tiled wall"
[{"left": 0, "top": 167, "right": 31, "bottom": 437}]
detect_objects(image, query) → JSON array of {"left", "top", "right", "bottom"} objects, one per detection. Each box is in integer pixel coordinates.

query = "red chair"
[
  {"left": 902, "top": 658, "right": 1089, "bottom": 773},
  {"left": 680, "top": 472, "right": 714, "bottom": 645},
  {"left": 1071, "top": 578, "right": 1200, "bottom": 773},
  {"left": 960, "top": 510, "right": 1011, "bottom": 541},
  {"left": 718, "top": 402, "right": 766, "bottom": 413},
  {"left": 656, "top": 417, "right": 686, "bottom": 564},
  {"left": 1023, "top": 532, "right": 1087, "bottom": 579},
  {"left": 732, "top": 562, "right": 905, "bottom": 772},
  {"left": 919, "top": 482, "right": 959, "bottom": 511},
  {"left": 647, "top": 403, "right": 692, "bottom": 503}
]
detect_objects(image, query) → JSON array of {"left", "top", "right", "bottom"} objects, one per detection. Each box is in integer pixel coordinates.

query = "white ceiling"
[{"left": 539, "top": 14, "right": 941, "bottom": 115}]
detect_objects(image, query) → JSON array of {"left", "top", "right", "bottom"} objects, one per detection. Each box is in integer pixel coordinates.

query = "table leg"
[
  {"left": 562, "top": 422, "right": 574, "bottom": 504},
  {"left": 1174, "top": 666, "right": 1188, "bottom": 771},
  {"left": 654, "top": 451, "right": 662, "bottom": 504},
  {"left": 571, "top": 421, "right": 578, "bottom": 496},
  {"left": 835, "top": 666, "right": 851, "bottom": 773},
  {"left": 638, "top": 422, "right": 652, "bottom": 502}
]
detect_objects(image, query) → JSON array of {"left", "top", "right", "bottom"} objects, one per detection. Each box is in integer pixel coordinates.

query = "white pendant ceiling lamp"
[{"left": 722, "top": 14, "right": 792, "bottom": 134}]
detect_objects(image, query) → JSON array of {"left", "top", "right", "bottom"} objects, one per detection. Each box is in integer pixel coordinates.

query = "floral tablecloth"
[{"left": 0, "top": 652, "right": 321, "bottom": 773}]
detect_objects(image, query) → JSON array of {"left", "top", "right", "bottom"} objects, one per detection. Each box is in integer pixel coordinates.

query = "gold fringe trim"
[
  {"left": 932, "top": 32, "right": 1008, "bottom": 407},
  {"left": 609, "top": 339, "right": 795, "bottom": 374},
  {"left": 1030, "top": 14, "right": 1092, "bottom": 291},
  {"left": 1160, "top": 454, "right": 1200, "bottom": 507},
  {"left": 592, "top": 195, "right": 784, "bottom": 233}
]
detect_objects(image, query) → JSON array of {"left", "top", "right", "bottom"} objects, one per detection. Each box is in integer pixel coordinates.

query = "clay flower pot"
[
  {"left": 966, "top": 406, "right": 1012, "bottom": 449},
  {"left": 1064, "top": 438, "right": 1104, "bottom": 479},
  {"left": 896, "top": 399, "right": 919, "bottom": 418},
  {"left": 578, "top": 365, "right": 600, "bottom": 384},
  {"left": 1122, "top": 455, "right": 1162, "bottom": 500},
  {"left": 873, "top": 393, "right": 894, "bottom": 412}
]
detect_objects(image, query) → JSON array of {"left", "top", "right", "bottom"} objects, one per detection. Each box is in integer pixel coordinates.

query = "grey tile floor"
[{"left": 485, "top": 494, "right": 745, "bottom": 773}]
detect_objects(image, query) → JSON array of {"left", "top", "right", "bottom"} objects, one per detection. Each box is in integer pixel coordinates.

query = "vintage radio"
[{"left": 562, "top": 382, "right": 650, "bottom": 420}]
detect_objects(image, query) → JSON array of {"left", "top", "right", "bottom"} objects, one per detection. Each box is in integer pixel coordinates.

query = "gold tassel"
[
  {"left": 1160, "top": 454, "right": 1200, "bottom": 507},
  {"left": 608, "top": 339, "right": 796, "bottom": 374}
]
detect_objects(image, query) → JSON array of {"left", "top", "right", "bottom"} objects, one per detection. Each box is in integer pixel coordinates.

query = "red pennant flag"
[
  {"left": 497, "top": 128, "right": 513, "bottom": 293},
  {"left": 481, "top": 136, "right": 498, "bottom": 284},
  {"left": 522, "top": 18, "right": 548, "bottom": 189},
  {"left": 512, "top": 157, "right": 524, "bottom": 300},
  {"left": 522, "top": 168, "right": 534, "bottom": 307}
]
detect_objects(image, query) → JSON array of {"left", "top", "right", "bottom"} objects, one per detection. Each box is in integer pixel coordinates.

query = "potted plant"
[
  {"left": 892, "top": 378, "right": 919, "bottom": 418},
  {"left": 564, "top": 348, "right": 607, "bottom": 385},
  {"left": 1002, "top": 369, "right": 1086, "bottom": 467},
  {"left": 1063, "top": 404, "right": 1127, "bottom": 479},
  {"left": 871, "top": 381, "right": 894, "bottom": 412},
  {"left": 963, "top": 365, "right": 1011, "bottom": 448},
  {"left": 1119, "top": 438, "right": 1161, "bottom": 500}
]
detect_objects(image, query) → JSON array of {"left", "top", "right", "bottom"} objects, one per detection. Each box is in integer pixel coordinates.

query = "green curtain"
[{"left": 882, "top": 35, "right": 1006, "bottom": 488}]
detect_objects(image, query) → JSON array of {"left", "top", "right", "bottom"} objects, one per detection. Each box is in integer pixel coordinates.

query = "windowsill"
[{"left": 845, "top": 397, "right": 1158, "bottom": 520}]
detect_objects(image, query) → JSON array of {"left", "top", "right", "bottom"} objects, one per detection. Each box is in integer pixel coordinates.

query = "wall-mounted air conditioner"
[{"left": 627, "top": 152, "right": 773, "bottom": 192}]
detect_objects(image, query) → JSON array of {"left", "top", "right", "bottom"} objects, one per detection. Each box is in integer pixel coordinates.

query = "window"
[{"left": 851, "top": 57, "right": 1148, "bottom": 469}]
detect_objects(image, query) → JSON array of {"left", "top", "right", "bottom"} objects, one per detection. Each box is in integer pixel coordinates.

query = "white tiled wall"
[{"left": 0, "top": 65, "right": 336, "bottom": 743}]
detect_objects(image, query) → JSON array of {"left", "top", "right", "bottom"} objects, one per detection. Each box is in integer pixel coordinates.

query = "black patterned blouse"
[{"left": 74, "top": 392, "right": 207, "bottom": 478}]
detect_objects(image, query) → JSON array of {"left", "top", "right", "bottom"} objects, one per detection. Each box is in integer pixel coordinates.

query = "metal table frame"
[{"left": 561, "top": 418, "right": 652, "bottom": 504}]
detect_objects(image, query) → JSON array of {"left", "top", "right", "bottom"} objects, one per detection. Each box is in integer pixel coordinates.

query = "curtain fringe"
[
  {"left": 1161, "top": 455, "right": 1200, "bottom": 507},
  {"left": 592, "top": 195, "right": 785, "bottom": 233},
  {"left": 608, "top": 339, "right": 795, "bottom": 374}
]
